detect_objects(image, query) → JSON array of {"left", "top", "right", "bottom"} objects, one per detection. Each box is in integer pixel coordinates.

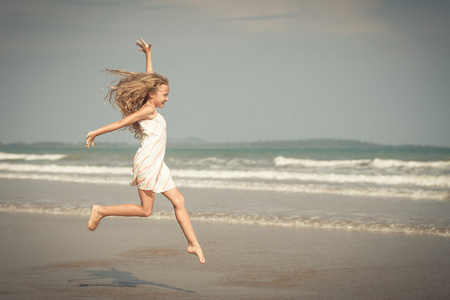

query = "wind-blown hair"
[{"left": 104, "top": 69, "right": 169, "bottom": 140}]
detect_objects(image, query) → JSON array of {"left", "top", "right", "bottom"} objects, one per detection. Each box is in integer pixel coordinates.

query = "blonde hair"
[{"left": 104, "top": 69, "right": 169, "bottom": 140}]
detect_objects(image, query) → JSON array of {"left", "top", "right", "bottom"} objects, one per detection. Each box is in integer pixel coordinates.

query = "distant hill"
[{"left": 215, "top": 139, "right": 381, "bottom": 149}]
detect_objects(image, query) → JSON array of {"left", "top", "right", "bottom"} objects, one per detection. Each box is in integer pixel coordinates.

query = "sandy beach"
[{"left": 1, "top": 206, "right": 450, "bottom": 299}]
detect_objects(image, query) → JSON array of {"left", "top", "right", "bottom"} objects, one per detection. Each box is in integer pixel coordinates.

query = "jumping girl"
[{"left": 85, "top": 38, "right": 205, "bottom": 264}]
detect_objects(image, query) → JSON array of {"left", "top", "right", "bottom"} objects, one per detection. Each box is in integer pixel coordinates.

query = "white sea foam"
[
  {"left": 173, "top": 179, "right": 449, "bottom": 201},
  {"left": 274, "top": 156, "right": 371, "bottom": 167},
  {"left": 0, "top": 173, "right": 127, "bottom": 185},
  {"left": 186, "top": 212, "right": 450, "bottom": 237},
  {"left": 274, "top": 156, "right": 450, "bottom": 169},
  {"left": 0, "top": 152, "right": 67, "bottom": 161},
  {"left": 0, "top": 163, "right": 131, "bottom": 175},
  {"left": 371, "top": 158, "right": 450, "bottom": 169},
  {"left": 171, "top": 169, "right": 450, "bottom": 188},
  {"left": 1, "top": 173, "right": 447, "bottom": 200},
  {"left": 197, "top": 157, "right": 227, "bottom": 164},
  {"left": 1, "top": 163, "right": 448, "bottom": 188},
  {"left": 1, "top": 204, "right": 447, "bottom": 237}
]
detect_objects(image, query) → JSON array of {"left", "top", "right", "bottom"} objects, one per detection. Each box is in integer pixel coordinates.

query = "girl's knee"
[
  {"left": 141, "top": 207, "right": 152, "bottom": 217},
  {"left": 163, "top": 188, "right": 186, "bottom": 208},
  {"left": 172, "top": 194, "right": 185, "bottom": 208}
]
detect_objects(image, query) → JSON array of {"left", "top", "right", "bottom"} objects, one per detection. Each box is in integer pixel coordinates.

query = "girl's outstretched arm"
[
  {"left": 136, "top": 38, "right": 153, "bottom": 74},
  {"left": 86, "top": 104, "right": 155, "bottom": 149}
]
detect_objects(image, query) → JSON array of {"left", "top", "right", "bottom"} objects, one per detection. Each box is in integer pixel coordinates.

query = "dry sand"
[{"left": 1, "top": 210, "right": 450, "bottom": 299}]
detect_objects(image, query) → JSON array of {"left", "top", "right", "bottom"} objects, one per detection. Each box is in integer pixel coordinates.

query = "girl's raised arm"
[{"left": 136, "top": 38, "right": 153, "bottom": 74}]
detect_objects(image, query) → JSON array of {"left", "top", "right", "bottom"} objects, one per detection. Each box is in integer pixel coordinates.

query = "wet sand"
[{"left": 1, "top": 210, "right": 450, "bottom": 299}]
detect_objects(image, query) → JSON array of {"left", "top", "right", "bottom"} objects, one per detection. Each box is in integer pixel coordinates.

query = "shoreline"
[
  {"left": 1, "top": 177, "right": 450, "bottom": 238},
  {"left": 1, "top": 212, "right": 450, "bottom": 299}
]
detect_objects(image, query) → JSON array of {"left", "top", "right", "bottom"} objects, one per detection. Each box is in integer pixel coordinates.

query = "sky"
[{"left": 0, "top": 0, "right": 449, "bottom": 147}]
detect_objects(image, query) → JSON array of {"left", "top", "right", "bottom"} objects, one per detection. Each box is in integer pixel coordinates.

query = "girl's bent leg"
[
  {"left": 162, "top": 187, "right": 205, "bottom": 264},
  {"left": 88, "top": 189, "right": 155, "bottom": 231}
]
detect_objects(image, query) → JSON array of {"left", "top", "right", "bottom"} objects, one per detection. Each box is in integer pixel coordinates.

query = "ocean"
[{"left": 1, "top": 140, "right": 449, "bottom": 237}]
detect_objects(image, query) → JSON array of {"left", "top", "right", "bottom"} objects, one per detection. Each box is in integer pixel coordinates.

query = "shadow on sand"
[{"left": 69, "top": 267, "right": 195, "bottom": 294}]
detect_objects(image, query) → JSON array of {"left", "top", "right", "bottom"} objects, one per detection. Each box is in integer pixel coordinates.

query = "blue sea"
[{"left": 1, "top": 140, "right": 449, "bottom": 237}]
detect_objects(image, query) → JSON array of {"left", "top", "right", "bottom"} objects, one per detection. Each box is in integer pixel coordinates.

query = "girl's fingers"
[
  {"left": 86, "top": 135, "right": 95, "bottom": 149},
  {"left": 136, "top": 38, "right": 151, "bottom": 52},
  {"left": 137, "top": 39, "right": 145, "bottom": 47}
]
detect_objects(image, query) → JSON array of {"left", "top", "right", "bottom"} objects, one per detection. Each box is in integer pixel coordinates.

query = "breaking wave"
[
  {"left": 274, "top": 156, "right": 450, "bottom": 169},
  {"left": 1, "top": 163, "right": 448, "bottom": 188},
  {"left": 0, "top": 152, "right": 67, "bottom": 161}
]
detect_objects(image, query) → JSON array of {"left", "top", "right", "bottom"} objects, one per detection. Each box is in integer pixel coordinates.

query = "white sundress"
[{"left": 130, "top": 113, "right": 175, "bottom": 193}]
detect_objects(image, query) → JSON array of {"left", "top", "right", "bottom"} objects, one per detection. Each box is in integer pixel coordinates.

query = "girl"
[{"left": 85, "top": 38, "right": 205, "bottom": 264}]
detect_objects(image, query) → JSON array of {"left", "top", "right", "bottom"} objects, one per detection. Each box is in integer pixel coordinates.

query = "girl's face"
[{"left": 149, "top": 84, "right": 170, "bottom": 108}]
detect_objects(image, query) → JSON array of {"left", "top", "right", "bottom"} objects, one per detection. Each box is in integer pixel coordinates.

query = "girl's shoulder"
[{"left": 139, "top": 103, "right": 157, "bottom": 120}]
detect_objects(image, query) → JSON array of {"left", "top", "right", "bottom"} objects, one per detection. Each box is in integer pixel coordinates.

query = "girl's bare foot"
[
  {"left": 88, "top": 205, "right": 103, "bottom": 231},
  {"left": 187, "top": 243, "right": 205, "bottom": 264}
]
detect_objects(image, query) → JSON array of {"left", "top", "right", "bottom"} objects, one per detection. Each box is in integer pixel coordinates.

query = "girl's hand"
[
  {"left": 86, "top": 131, "right": 97, "bottom": 149},
  {"left": 136, "top": 38, "right": 152, "bottom": 55},
  {"left": 137, "top": 38, "right": 153, "bottom": 73}
]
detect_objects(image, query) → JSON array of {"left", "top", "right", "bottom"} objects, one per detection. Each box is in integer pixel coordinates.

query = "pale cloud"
[{"left": 187, "top": 0, "right": 389, "bottom": 34}]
